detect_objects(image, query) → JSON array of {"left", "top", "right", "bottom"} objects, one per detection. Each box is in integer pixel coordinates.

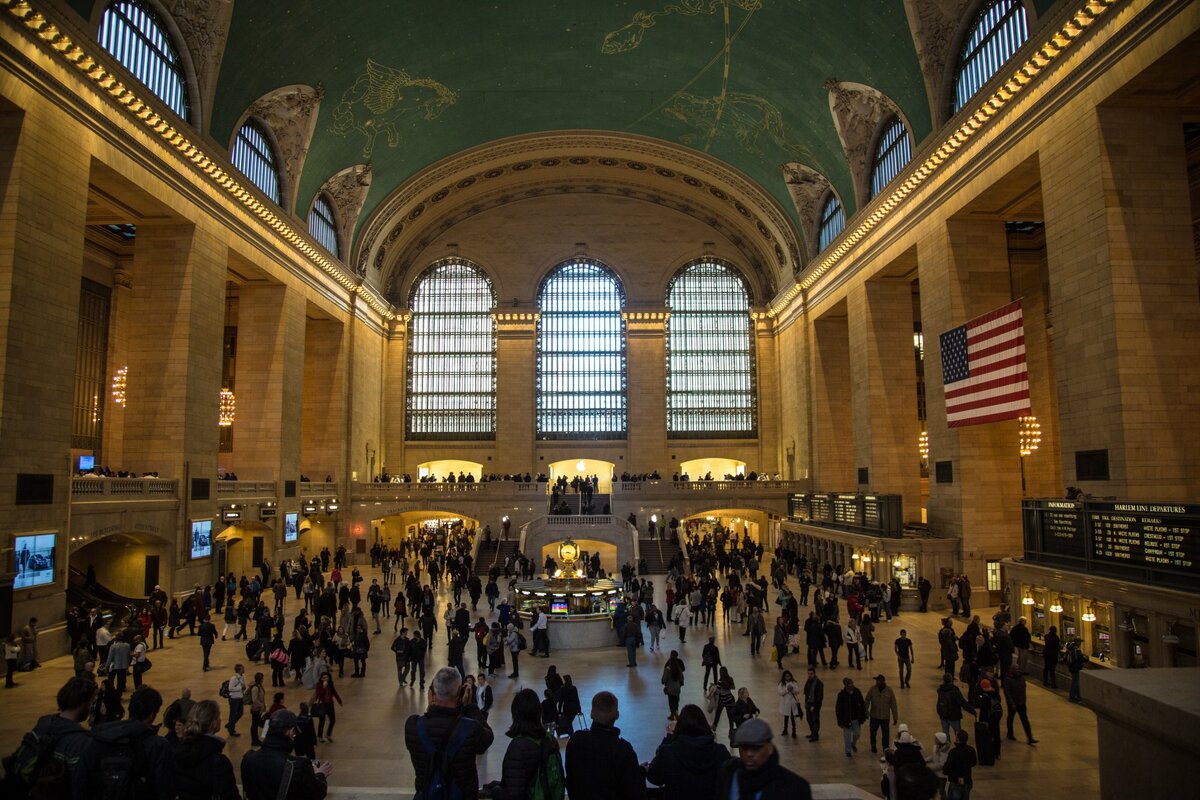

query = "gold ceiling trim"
[
  {"left": 0, "top": 0, "right": 395, "bottom": 320},
  {"left": 771, "top": 0, "right": 1123, "bottom": 317}
]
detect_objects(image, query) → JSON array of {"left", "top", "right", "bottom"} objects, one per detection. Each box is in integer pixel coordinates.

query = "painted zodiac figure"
[
  {"left": 601, "top": 0, "right": 762, "bottom": 54},
  {"left": 331, "top": 59, "right": 457, "bottom": 158}
]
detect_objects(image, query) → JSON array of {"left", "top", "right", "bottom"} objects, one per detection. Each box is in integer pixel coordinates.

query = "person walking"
[
  {"left": 623, "top": 617, "right": 641, "bottom": 667},
  {"left": 975, "top": 678, "right": 1003, "bottom": 762},
  {"left": 1011, "top": 618, "right": 1032, "bottom": 673},
  {"left": 835, "top": 677, "right": 867, "bottom": 757},
  {"left": 247, "top": 672, "right": 266, "bottom": 747},
  {"left": 701, "top": 636, "right": 721, "bottom": 689},
  {"left": 105, "top": 634, "right": 132, "bottom": 694},
  {"left": 748, "top": 608, "right": 766, "bottom": 656},
  {"left": 894, "top": 629, "right": 914, "bottom": 688},
  {"left": 646, "top": 605, "right": 665, "bottom": 652},
  {"left": 224, "top": 664, "right": 247, "bottom": 737},
  {"left": 935, "top": 672, "right": 975, "bottom": 737},
  {"left": 1002, "top": 666, "right": 1037, "bottom": 745},
  {"left": 480, "top": 688, "right": 560, "bottom": 800},
  {"left": 711, "top": 666, "right": 737, "bottom": 737},
  {"left": 865, "top": 674, "right": 898, "bottom": 754},
  {"left": 844, "top": 618, "right": 862, "bottom": 671},
  {"left": 1065, "top": 638, "right": 1086, "bottom": 703},
  {"left": 803, "top": 668, "right": 824, "bottom": 741},
  {"left": 942, "top": 729, "right": 977, "bottom": 799},
  {"left": 824, "top": 618, "right": 842, "bottom": 668},
  {"left": 1042, "top": 626, "right": 1061, "bottom": 688},
  {"left": 777, "top": 670, "right": 801, "bottom": 738},
  {"left": 662, "top": 654, "right": 684, "bottom": 720},
  {"left": 564, "top": 691, "right": 646, "bottom": 800},
  {"left": 198, "top": 615, "right": 218, "bottom": 672},
  {"left": 712, "top": 718, "right": 813, "bottom": 799},
  {"left": 804, "top": 612, "right": 825, "bottom": 669},
  {"left": 506, "top": 624, "right": 522, "bottom": 679},
  {"left": 313, "top": 671, "right": 343, "bottom": 743},
  {"left": 772, "top": 616, "right": 789, "bottom": 670}
]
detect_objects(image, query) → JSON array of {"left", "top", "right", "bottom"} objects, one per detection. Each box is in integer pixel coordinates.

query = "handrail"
[
  {"left": 71, "top": 477, "right": 179, "bottom": 498},
  {"left": 216, "top": 480, "right": 278, "bottom": 497},
  {"left": 613, "top": 480, "right": 807, "bottom": 492},
  {"left": 299, "top": 482, "right": 338, "bottom": 496}
]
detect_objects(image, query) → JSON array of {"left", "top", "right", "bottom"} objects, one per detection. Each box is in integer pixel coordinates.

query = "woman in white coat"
[{"left": 777, "top": 669, "right": 802, "bottom": 738}]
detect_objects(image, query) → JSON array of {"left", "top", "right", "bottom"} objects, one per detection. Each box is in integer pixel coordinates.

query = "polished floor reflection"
[{"left": 0, "top": 565, "right": 1100, "bottom": 795}]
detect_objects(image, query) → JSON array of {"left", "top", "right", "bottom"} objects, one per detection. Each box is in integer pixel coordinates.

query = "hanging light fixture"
[
  {"left": 1049, "top": 597, "right": 1064, "bottom": 614},
  {"left": 218, "top": 388, "right": 236, "bottom": 427},
  {"left": 1022, "top": 593, "right": 1035, "bottom": 606},
  {"left": 1018, "top": 415, "right": 1042, "bottom": 456},
  {"left": 1081, "top": 605, "right": 1097, "bottom": 623},
  {"left": 111, "top": 365, "right": 128, "bottom": 407},
  {"left": 918, "top": 431, "right": 929, "bottom": 460}
]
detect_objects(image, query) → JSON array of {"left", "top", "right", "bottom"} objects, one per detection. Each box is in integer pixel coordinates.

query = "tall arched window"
[
  {"left": 666, "top": 260, "right": 756, "bottom": 437},
  {"left": 869, "top": 118, "right": 912, "bottom": 200},
  {"left": 231, "top": 120, "right": 281, "bottom": 204},
  {"left": 537, "top": 259, "right": 626, "bottom": 439},
  {"left": 308, "top": 194, "right": 339, "bottom": 257},
  {"left": 953, "top": 0, "right": 1030, "bottom": 113},
  {"left": 817, "top": 192, "right": 846, "bottom": 251},
  {"left": 407, "top": 260, "right": 497, "bottom": 439},
  {"left": 99, "top": 0, "right": 190, "bottom": 120}
]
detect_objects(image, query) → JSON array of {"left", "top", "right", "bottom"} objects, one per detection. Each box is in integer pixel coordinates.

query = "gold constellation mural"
[{"left": 331, "top": 59, "right": 458, "bottom": 158}]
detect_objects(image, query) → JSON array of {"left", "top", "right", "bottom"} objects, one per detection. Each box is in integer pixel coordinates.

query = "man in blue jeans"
[
  {"left": 622, "top": 618, "right": 640, "bottom": 667},
  {"left": 225, "top": 663, "right": 247, "bottom": 736}
]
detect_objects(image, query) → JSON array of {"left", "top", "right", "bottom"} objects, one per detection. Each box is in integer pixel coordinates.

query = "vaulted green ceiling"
[{"left": 65, "top": 0, "right": 1060, "bottom": 246}]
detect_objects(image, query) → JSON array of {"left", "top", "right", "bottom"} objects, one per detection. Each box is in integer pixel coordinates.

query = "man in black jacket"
[
  {"left": 701, "top": 637, "right": 721, "bottom": 689},
  {"left": 942, "top": 729, "right": 977, "bottom": 798},
  {"left": 834, "top": 677, "right": 867, "bottom": 758},
  {"left": 240, "top": 709, "right": 331, "bottom": 800},
  {"left": 403, "top": 667, "right": 494, "bottom": 799},
  {"left": 564, "top": 691, "right": 646, "bottom": 800},
  {"left": 803, "top": 668, "right": 824, "bottom": 741},
  {"left": 75, "top": 685, "right": 174, "bottom": 800},
  {"left": 712, "top": 719, "right": 813, "bottom": 800}
]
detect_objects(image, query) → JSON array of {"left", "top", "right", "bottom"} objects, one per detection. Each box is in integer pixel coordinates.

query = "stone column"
[
  {"left": 848, "top": 279, "right": 921, "bottom": 520},
  {"left": 229, "top": 283, "right": 306, "bottom": 481},
  {"left": 918, "top": 218, "right": 1022, "bottom": 585},
  {"left": 495, "top": 312, "right": 537, "bottom": 475},
  {"left": 626, "top": 311, "right": 667, "bottom": 474},
  {"left": 1041, "top": 106, "right": 1200, "bottom": 499},
  {"left": 754, "top": 312, "right": 781, "bottom": 472},
  {"left": 302, "top": 317, "right": 347, "bottom": 480},
  {"left": 811, "top": 313, "right": 854, "bottom": 490},
  {"left": 102, "top": 265, "right": 133, "bottom": 468},
  {"left": 0, "top": 104, "right": 90, "bottom": 655}
]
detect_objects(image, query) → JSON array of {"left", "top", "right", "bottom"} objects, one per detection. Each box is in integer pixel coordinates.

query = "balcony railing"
[
  {"left": 614, "top": 480, "right": 806, "bottom": 492},
  {"left": 71, "top": 477, "right": 179, "bottom": 498},
  {"left": 299, "top": 482, "right": 338, "bottom": 497},
  {"left": 545, "top": 515, "right": 614, "bottom": 526},
  {"left": 351, "top": 481, "right": 542, "bottom": 498},
  {"left": 216, "top": 480, "right": 278, "bottom": 498}
]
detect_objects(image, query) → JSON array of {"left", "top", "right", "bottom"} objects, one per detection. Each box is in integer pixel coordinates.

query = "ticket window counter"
[
  {"left": 1029, "top": 590, "right": 1048, "bottom": 637},
  {"left": 1059, "top": 595, "right": 1079, "bottom": 643},
  {"left": 1131, "top": 613, "right": 1151, "bottom": 668},
  {"left": 1086, "top": 603, "right": 1113, "bottom": 664}
]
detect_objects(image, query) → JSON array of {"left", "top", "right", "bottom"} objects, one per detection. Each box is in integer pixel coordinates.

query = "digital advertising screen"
[
  {"left": 550, "top": 598, "right": 569, "bottom": 614},
  {"left": 284, "top": 512, "right": 299, "bottom": 543},
  {"left": 13, "top": 533, "right": 56, "bottom": 589},
  {"left": 190, "top": 519, "right": 213, "bottom": 559},
  {"left": 78, "top": 455, "right": 94, "bottom": 471}
]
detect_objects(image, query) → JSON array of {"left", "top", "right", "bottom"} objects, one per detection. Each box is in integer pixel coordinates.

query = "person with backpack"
[
  {"left": 404, "top": 667, "right": 494, "bottom": 800},
  {"left": 75, "top": 685, "right": 174, "bottom": 800},
  {"left": 974, "top": 679, "right": 1003, "bottom": 764},
  {"left": 564, "top": 691, "right": 645, "bottom": 800},
  {"left": 240, "top": 710, "right": 331, "bottom": 800},
  {"left": 484, "top": 688, "right": 564, "bottom": 799},
  {"left": 223, "top": 664, "right": 247, "bottom": 738},
  {"left": 935, "top": 673, "right": 974, "bottom": 737},
  {"left": 248, "top": 673, "right": 267, "bottom": 748},
  {"left": 2, "top": 677, "right": 93, "bottom": 799},
  {"left": 169, "top": 699, "right": 239, "bottom": 800},
  {"left": 1065, "top": 639, "right": 1086, "bottom": 703},
  {"left": 105, "top": 634, "right": 132, "bottom": 695}
]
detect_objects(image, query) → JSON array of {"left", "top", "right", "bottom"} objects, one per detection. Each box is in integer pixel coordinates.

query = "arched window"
[
  {"left": 406, "top": 260, "right": 497, "bottom": 439},
  {"left": 817, "top": 192, "right": 846, "bottom": 251},
  {"left": 869, "top": 118, "right": 912, "bottom": 200},
  {"left": 308, "top": 194, "right": 339, "bottom": 257},
  {"left": 666, "top": 260, "right": 756, "bottom": 437},
  {"left": 99, "top": 0, "right": 189, "bottom": 120},
  {"left": 231, "top": 120, "right": 281, "bottom": 204},
  {"left": 537, "top": 259, "right": 626, "bottom": 439},
  {"left": 953, "top": 0, "right": 1030, "bottom": 113}
]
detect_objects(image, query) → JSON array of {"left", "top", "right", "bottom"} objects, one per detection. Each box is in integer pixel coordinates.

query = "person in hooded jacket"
[
  {"left": 171, "top": 699, "right": 239, "bottom": 800},
  {"left": 644, "top": 704, "right": 731, "bottom": 800},
  {"left": 481, "top": 688, "right": 562, "bottom": 799},
  {"left": 24, "top": 677, "right": 93, "bottom": 796},
  {"left": 240, "top": 710, "right": 330, "bottom": 800},
  {"left": 75, "top": 685, "right": 174, "bottom": 800}
]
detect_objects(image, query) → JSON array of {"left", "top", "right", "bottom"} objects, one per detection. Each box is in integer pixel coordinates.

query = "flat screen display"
[
  {"left": 13, "top": 533, "right": 56, "bottom": 589},
  {"left": 284, "top": 512, "right": 298, "bottom": 543},
  {"left": 78, "top": 455, "right": 94, "bottom": 471},
  {"left": 190, "top": 519, "right": 213, "bottom": 559},
  {"left": 550, "top": 598, "right": 569, "bottom": 614}
]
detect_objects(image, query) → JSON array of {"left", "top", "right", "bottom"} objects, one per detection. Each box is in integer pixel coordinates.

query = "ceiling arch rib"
[{"left": 356, "top": 132, "right": 803, "bottom": 304}]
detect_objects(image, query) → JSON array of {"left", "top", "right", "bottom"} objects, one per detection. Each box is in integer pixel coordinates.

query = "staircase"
[
  {"left": 547, "top": 492, "right": 610, "bottom": 515},
  {"left": 638, "top": 538, "right": 681, "bottom": 574},
  {"left": 474, "top": 539, "right": 518, "bottom": 577},
  {"left": 67, "top": 566, "right": 142, "bottom": 617}
]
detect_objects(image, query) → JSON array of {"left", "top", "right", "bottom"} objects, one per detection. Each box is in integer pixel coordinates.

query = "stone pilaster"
[
  {"left": 810, "top": 311, "right": 854, "bottom": 489},
  {"left": 626, "top": 310, "right": 667, "bottom": 474},
  {"left": 495, "top": 312, "right": 537, "bottom": 475},
  {"left": 1041, "top": 106, "right": 1200, "bottom": 500},
  {"left": 848, "top": 279, "right": 921, "bottom": 521}
]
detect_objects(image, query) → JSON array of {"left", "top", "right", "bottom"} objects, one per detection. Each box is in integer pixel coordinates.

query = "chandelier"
[
  {"left": 1018, "top": 415, "right": 1041, "bottom": 456},
  {"left": 918, "top": 430, "right": 929, "bottom": 460},
  {"left": 111, "top": 365, "right": 127, "bottom": 407},
  {"left": 218, "top": 388, "right": 236, "bottom": 427}
]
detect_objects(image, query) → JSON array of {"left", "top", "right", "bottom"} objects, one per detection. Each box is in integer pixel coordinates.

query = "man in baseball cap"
[{"left": 713, "top": 718, "right": 813, "bottom": 798}]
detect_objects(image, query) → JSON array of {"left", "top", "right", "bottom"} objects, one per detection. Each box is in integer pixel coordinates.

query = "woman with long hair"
[
  {"left": 482, "top": 688, "right": 563, "bottom": 800},
  {"left": 312, "top": 671, "right": 343, "bottom": 743},
  {"left": 710, "top": 666, "right": 736, "bottom": 736},
  {"left": 778, "top": 669, "right": 801, "bottom": 738},
  {"left": 662, "top": 650, "right": 685, "bottom": 720},
  {"left": 170, "top": 700, "right": 239, "bottom": 800},
  {"left": 646, "top": 704, "right": 732, "bottom": 800}
]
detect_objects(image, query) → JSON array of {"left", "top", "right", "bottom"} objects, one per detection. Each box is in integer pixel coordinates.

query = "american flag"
[{"left": 939, "top": 300, "right": 1030, "bottom": 428}]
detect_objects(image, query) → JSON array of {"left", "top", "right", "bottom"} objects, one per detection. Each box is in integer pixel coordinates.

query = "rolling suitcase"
[
  {"left": 975, "top": 720, "right": 995, "bottom": 766},
  {"left": 246, "top": 638, "right": 263, "bottom": 661}
]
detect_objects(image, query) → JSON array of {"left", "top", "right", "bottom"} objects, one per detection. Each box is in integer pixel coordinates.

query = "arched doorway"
[
  {"left": 70, "top": 530, "right": 174, "bottom": 601},
  {"left": 679, "top": 457, "right": 746, "bottom": 480},
  {"left": 416, "top": 459, "right": 484, "bottom": 482},
  {"left": 546, "top": 458, "right": 614, "bottom": 493}
]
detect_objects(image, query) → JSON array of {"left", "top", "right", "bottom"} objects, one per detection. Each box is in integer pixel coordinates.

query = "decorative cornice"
[
  {"left": 769, "top": 0, "right": 1125, "bottom": 318},
  {"left": 242, "top": 83, "right": 324, "bottom": 214},
  {"left": 0, "top": 0, "right": 395, "bottom": 321}
]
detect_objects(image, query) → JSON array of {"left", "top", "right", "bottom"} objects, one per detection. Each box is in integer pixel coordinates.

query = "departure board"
[
  {"left": 1037, "top": 501, "right": 1087, "bottom": 559},
  {"left": 787, "top": 493, "right": 903, "bottom": 537},
  {"left": 1087, "top": 502, "right": 1198, "bottom": 573}
]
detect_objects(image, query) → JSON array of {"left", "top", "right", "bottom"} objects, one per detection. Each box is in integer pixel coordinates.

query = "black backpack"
[
  {"left": 1, "top": 727, "right": 82, "bottom": 800},
  {"left": 87, "top": 731, "right": 149, "bottom": 800}
]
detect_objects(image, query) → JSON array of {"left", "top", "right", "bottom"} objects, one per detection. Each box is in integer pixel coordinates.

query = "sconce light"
[
  {"left": 1049, "top": 597, "right": 1064, "bottom": 614},
  {"left": 111, "top": 366, "right": 128, "bottom": 407},
  {"left": 1081, "top": 605, "right": 1097, "bottom": 623},
  {"left": 918, "top": 431, "right": 929, "bottom": 460},
  {"left": 218, "top": 388, "right": 236, "bottom": 427},
  {"left": 1018, "top": 416, "right": 1042, "bottom": 456},
  {"left": 1022, "top": 594, "right": 1035, "bottom": 606}
]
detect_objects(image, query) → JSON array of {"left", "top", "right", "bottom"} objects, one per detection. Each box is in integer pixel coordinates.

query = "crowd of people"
[{"left": 5, "top": 516, "right": 1073, "bottom": 800}]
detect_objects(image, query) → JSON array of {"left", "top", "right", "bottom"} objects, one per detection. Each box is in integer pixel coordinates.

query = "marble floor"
[{"left": 0, "top": 565, "right": 1100, "bottom": 796}]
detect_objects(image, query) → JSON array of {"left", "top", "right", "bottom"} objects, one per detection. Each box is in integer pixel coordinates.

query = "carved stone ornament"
[
  {"left": 317, "top": 164, "right": 372, "bottom": 270},
  {"left": 163, "top": 0, "right": 233, "bottom": 128},
  {"left": 903, "top": 0, "right": 973, "bottom": 127},
  {"left": 781, "top": 162, "right": 835, "bottom": 260},
  {"left": 245, "top": 84, "right": 325, "bottom": 212},
  {"left": 825, "top": 80, "right": 901, "bottom": 208}
]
